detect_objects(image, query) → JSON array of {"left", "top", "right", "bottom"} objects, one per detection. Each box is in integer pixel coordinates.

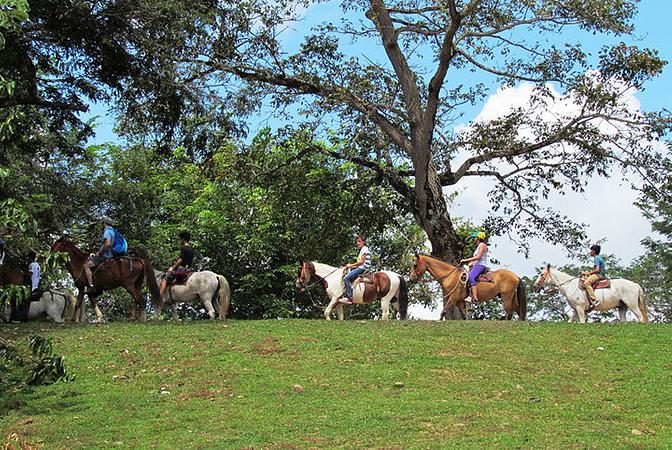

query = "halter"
[{"left": 412, "top": 256, "right": 469, "bottom": 300}]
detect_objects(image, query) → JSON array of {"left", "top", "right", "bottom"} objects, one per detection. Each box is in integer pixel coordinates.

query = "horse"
[
  {"left": 153, "top": 269, "right": 231, "bottom": 320},
  {"left": 51, "top": 236, "right": 162, "bottom": 323},
  {"left": 2, "top": 290, "right": 77, "bottom": 323},
  {"left": 409, "top": 254, "right": 527, "bottom": 321},
  {"left": 533, "top": 264, "right": 648, "bottom": 323},
  {"left": 295, "top": 260, "right": 408, "bottom": 320}
]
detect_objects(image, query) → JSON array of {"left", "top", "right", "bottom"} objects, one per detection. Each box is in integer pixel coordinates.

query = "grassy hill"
[{"left": 1, "top": 320, "right": 670, "bottom": 448}]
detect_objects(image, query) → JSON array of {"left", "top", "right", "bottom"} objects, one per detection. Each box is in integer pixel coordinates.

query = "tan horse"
[{"left": 409, "top": 254, "right": 526, "bottom": 320}]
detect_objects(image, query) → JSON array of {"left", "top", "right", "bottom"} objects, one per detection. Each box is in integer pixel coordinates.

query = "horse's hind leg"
[
  {"left": 126, "top": 286, "right": 146, "bottom": 322},
  {"left": 626, "top": 299, "right": 644, "bottom": 322},
  {"left": 91, "top": 298, "right": 104, "bottom": 323},
  {"left": 324, "top": 297, "right": 339, "bottom": 320},
  {"left": 618, "top": 302, "right": 627, "bottom": 322},
  {"left": 503, "top": 292, "right": 515, "bottom": 320},
  {"left": 381, "top": 296, "right": 391, "bottom": 320},
  {"left": 203, "top": 298, "right": 216, "bottom": 319}
]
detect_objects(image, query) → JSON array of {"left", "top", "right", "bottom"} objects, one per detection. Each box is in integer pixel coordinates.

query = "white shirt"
[
  {"left": 29, "top": 261, "right": 40, "bottom": 291},
  {"left": 357, "top": 246, "right": 371, "bottom": 270}
]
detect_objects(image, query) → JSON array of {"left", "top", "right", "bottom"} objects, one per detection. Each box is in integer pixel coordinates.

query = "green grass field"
[{"left": 1, "top": 320, "right": 670, "bottom": 449}]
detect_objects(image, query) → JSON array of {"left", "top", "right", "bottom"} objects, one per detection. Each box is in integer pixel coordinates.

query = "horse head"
[
  {"left": 51, "top": 235, "right": 71, "bottom": 253},
  {"left": 409, "top": 254, "right": 426, "bottom": 283},
  {"left": 295, "top": 260, "right": 313, "bottom": 292},
  {"left": 533, "top": 263, "right": 552, "bottom": 292}
]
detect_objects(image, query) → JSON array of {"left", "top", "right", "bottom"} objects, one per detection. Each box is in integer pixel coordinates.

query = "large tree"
[{"left": 128, "top": 0, "right": 671, "bottom": 261}]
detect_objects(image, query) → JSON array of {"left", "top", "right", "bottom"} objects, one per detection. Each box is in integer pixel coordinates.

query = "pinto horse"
[
  {"left": 533, "top": 265, "right": 648, "bottom": 323},
  {"left": 51, "top": 236, "right": 161, "bottom": 323},
  {"left": 296, "top": 260, "right": 408, "bottom": 320},
  {"left": 409, "top": 254, "right": 526, "bottom": 321}
]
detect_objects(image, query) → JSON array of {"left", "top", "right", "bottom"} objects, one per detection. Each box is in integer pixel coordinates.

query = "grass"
[{"left": 1, "top": 319, "right": 670, "bottom": 449}]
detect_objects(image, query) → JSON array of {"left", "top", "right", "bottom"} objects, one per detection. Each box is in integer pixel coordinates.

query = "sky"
[{"left": 81, "top": 1, "right": 672, "bottom": 319}]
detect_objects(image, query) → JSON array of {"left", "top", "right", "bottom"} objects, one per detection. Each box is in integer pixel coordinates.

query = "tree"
[{"left": 127, "top": 0, "right": 671, "bottom": 262}]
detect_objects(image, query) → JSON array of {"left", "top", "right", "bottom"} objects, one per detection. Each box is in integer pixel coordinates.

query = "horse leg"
[
  {"left": 336, "top": 303, "right": 344, "bottom": 320},
  {"left": 127, "top": 286, "right": 146, "bottom": 322},
  {"left": 575, "top": 306, "right": 587, "bottom": 324},
  {"left": 625, "top": 298, "right": 645, "bottom": 322},
  {"left": 324, "top": 297, "right": 338, "bottom": 320},
  {"left": 78, "top": 291, "right": 87, "bottom": 323},
  {"left": 568, "top": 309, "right": 577, "bottom": 323},
  {"left": 89, "top": 297, "right": 103, "bottom": 323},
  {"left": 618, "top": 302, "right": 627, "bottom": 322},
  {"left": 203, "top": 298, "right": 216, "bottom": 319},
  {"left": 502, "top": 292, "right": 515, "bottom": 320},
  {"left": 380, "top": 296, "right": 391, "bottom": 320},
  {"left": 171, "top": 304, "right": 179, "bottom": 320}
]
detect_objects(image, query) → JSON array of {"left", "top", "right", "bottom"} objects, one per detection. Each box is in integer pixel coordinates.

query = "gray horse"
[
  {"left": 153, "top": 270, "right": 230, "bottom": 320},
  {"left": 3, "top": 291, "right": 77, "bottom": 323}
]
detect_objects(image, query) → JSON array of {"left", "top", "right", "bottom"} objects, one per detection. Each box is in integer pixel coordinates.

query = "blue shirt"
[
  {"left": 593, "top": 255, "right": 606, "bottom": 276},
  {"left": 101, "top": 227, "right": 115, "bottom": 258}
]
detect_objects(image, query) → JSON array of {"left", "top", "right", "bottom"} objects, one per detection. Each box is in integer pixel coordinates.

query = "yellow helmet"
[{"left": 470, "top": 231, "right": 486, "bottom": 240}]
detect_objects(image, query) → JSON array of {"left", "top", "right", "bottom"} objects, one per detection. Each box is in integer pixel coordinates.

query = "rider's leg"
[
  {"left": 584, "top": 274, "right": 600, "bottom": 304},
  {"left": 467, "top": 264, "right": 486, "bottom": 302},
  {"left": 83, "top": 259, "right": 97, "bottom": 287},
  {"left": 342, "top": 268, "right": 364, "bottom": 303}
]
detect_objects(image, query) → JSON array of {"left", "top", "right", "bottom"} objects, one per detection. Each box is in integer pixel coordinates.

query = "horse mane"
[
  {"left": 56, "top": 236, "right": 88, "bottom": 258},
  {"left": 417, "top": 253, "right": 459, "bottom": 268}
]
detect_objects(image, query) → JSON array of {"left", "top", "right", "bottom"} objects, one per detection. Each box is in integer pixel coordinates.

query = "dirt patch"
[{"left": 251, "top": 337, "right": 284, "bottom": 355}]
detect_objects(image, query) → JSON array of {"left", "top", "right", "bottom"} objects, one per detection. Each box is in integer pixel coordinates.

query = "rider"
[
  {"left": 339, "top": 235, "right": 371, "bottom": 305},
  {"left": 459, "top": 231, "right": 489, "bottom": 303},
  {"left": 581, "top": 244, "right": 606, "bottom": 307},
  {"left": 83, "top": 216, "right": 119, "bottom": 294},
  {"left": 159, "top": 231, "right": 194, "bottom": 298}
]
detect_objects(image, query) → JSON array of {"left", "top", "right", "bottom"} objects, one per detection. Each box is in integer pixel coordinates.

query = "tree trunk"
[{"left": 413, "top": 156, "right": 465, "bottom": 320}]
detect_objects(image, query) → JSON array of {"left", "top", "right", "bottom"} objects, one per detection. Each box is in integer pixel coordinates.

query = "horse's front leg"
[
  {"left": 324, "top": 297, "right": 339, "bottom": 320},
  {"left": 171, "top": 304, "right": 179, "bottom": 320},
  {"left": 92, "top": 298, "right": 104, "bottom": 323},
  {"left": 336, "top": 303, "right": 344, "bottom": 320}
]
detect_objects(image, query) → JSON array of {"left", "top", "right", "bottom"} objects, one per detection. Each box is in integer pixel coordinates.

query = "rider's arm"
[
  {"left": 98, "top": 238, "right": 111, "bottom": 256},
  {"left": 346, "top": 253, "right": 368, "bottom": 269},
  {"left": 170, "top": 257, "right": 184, "bottom": 271},
  {"left": 460, "top": 243, "right": 486, "bottom": 264}
]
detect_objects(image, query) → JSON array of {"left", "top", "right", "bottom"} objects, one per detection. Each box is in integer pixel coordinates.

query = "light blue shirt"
[
  {"left": 594, "top": 255, "right": 606, "bottom": 276},
  {"left": 101, "top": 227, "right": 115, "bottom": 258}
]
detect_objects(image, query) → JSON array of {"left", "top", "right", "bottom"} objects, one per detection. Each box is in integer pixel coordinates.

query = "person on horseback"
[
  {"left": 83, "top": 216, "right": 125, "bottom": 294},
  {"left": 459, "top": 231, "right": 489, "bottom": 303},
  {"left": 338, "top": 235, "right": 371, "bottom": 305},
  {"left": 581, "top": 244, "right": 606, "bottom": 307},
  {"left": 159, "top": 231, "right": 194, "bottom": 298}
]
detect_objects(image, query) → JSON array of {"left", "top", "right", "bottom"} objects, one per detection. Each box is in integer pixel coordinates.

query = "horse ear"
[{"left": 546, "top": 263, "right": 551, "bottom": 270}]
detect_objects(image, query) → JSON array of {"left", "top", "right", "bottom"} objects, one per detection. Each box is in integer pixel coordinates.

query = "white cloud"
[{"left": 412, "top": 81, "right": 657, "bottom": 320}]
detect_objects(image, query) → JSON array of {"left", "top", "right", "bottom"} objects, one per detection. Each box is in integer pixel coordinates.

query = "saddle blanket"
[
  {"left": 477, "top": 272, "right": 493, "bottom": 283},
  {"left": 579, "top": 278, "right": 611, "bottom": 290}
]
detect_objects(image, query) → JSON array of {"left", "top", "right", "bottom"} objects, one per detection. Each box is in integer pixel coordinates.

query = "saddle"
[
  {"left": 477, "top": 272, "right": 494, "bottom": 283},
  {"left": 169, "top": 267, "right": 193, "bottom": 285},
  {"left": 354, "top": 272, "right": 375, "bottom": 286},
  {"left": 579, "top": 277, "right": 610, "bottom": 290}
]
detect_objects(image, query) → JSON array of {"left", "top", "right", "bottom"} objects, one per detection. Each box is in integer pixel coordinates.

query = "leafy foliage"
[{"left": 0, "top": 335, "right": 73, "bottom": 393}]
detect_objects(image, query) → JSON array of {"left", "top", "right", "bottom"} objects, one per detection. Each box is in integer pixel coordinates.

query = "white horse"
[
  {"left": 533, "top": 265, "right": 648, "bottom": 323},
  {"left": 296, "top": 260, "right": 409, "bottom": 320},
  {"left": 153, "top": 270, "right": 231, "bottom": 320},
  {"left": 3, "top": 291, "right": 77, "bottom": 323}
]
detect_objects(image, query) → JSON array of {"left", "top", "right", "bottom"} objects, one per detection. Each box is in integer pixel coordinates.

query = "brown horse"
[
  {"left": 409, "top": 254, "right": 526, "bottom": 321},
  {"left": 51, "top": 236, "right": 161, "bottom": 322}
]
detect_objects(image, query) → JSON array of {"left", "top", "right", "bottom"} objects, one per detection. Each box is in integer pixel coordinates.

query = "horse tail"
[
  {"left": 516, "top": 278, "right": 527, "bottom": 321},
  {"left": 638, "top": 286, "right": 649, "bottom": 324},
  {"left": 64, "top": 293, "right": 78, "bottom": 322},
  {"left": 397, "top": 276, "right": 409, "bottom": 320},
  {"left": 142, "top": 259, "right": 163, "bottom": 309},
  {"left": 217, "top": 275, "right": 231, "bottom": 320}
]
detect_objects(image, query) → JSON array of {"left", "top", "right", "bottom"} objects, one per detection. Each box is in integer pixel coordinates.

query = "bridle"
[{"left": 535, "top": 268, "right": 578, "bottom": 293}]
